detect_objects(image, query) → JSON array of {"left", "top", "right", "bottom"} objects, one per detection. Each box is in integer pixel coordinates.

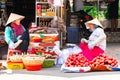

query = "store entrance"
[{"left": 5, "top": 0, "right": 35, "bottom": 29}]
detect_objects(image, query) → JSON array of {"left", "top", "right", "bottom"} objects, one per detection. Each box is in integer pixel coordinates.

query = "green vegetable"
[
  {"left": 39, "top": 34, "right": 44, "bottom": 38},
  {"left": 36, "top": 52, "right": 42, "bottom": 55},
  {"left": 42, "top": 59, "right": 54, "bottom": 68}
]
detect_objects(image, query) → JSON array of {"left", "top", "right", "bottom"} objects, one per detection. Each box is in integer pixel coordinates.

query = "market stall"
[
  {"left": 1, "top": 44, "right": 120, "bottom": 72},
  {"left": 61, "top": 53, "right": 120, "bottom": 73},
  {"left": 1, "top": 0, "right": 120, "bottom": 73}
]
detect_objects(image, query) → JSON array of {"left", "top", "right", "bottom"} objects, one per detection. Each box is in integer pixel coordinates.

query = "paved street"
[
  {"left": 0, "top": 65, "right": 120, "bottom": 80},
  {"left": 0, "top": 42, "right": 120, "bottom": 80},
  {"left": 105, "top": 42, "right": 120, "bottom": 62}
]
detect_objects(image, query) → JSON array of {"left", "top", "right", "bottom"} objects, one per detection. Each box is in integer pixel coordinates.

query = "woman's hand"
[
  {"left": 9, "top": 42, "right": 15, "bottom": 49},
  {"left": 15, "top": 40, "right": 23, "bottom": 48},
  {"left": 88, "top": 42, "right": 95, "bottom": 49},
  {"left": 81, "top": 38, "right": 88, "bottom": 43},
  {"left": 17, "top": 35, "right": 22, "bottom": 40}
]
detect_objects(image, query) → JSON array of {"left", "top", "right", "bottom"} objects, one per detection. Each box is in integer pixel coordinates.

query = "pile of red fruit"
[
  {"left": 65, "top": 54, "right": 90, "bottom": 67},
  {"left": 90, "top": 54, "right": 118, "bottom": 68},
  {"left": 65, "top": 53, "right": 119, "bottom": 69}
]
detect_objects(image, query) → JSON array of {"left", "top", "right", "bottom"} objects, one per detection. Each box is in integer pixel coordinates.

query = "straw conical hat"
[
  {"left": 85, "top": 18, "right": 103, "bottom": 28},
  {"left": 6, "top": 13, "right": 25, "bottom": 26}
]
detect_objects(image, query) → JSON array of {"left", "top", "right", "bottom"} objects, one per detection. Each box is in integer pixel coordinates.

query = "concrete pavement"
[
  {"left": 0, "top": 73, "right": 120, "bottom": 80},
  {"left": 105, "top": 42, "right": 120, "bottom": 62},
  {"left": 0, "top": 67, "right": 120, "bottom": 80}
]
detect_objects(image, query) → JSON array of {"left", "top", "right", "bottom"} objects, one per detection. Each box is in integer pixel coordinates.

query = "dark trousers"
[
  {"left": 16, "top": 31, "right": 29, "bottom": 53},
  {"left": 15, "top": 40, "right": 29, "bottom": 53}
]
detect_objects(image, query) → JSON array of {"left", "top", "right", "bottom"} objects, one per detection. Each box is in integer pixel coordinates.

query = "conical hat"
[
  {"left": 6, "top": 13, "right": 25, "bottom": 26},
  {"left": 85, "top": 18, "right": 103, "bottom": 28}
]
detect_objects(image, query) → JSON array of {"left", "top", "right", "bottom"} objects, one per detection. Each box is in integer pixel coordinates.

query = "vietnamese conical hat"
[
  {"left": 6, "top": 13, "right": 25, "bottom": 26},
  {"left": 85, "top": 18, "right": 103, "bottom": 28}
]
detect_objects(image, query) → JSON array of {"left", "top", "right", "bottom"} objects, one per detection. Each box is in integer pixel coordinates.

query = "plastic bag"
[{"left": 57, "top": 46, "right": 82, "bottom": 65}]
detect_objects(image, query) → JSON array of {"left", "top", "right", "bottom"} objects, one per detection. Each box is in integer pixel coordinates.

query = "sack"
[{"left": 104, "top": 0, "right": 115, "bottom": 3}]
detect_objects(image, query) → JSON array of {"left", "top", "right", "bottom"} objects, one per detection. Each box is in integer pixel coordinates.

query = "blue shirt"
[{"left": 5, "top": 26, "right": 26, "bottom": 44}]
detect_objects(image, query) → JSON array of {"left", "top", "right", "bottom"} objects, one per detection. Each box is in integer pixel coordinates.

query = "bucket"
[
  {"left": 25, "top": 64, "right": 42, "bottom": 71},
  {"left": 22, "top": 54, "right": 45, "bottom": 71}
]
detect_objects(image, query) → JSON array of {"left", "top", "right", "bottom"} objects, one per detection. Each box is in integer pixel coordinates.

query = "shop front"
[{"left": 1, "top": 1, "right": 120, "bottom": 78}]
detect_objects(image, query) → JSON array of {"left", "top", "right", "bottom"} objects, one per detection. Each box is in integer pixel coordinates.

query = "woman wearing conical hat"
[
  {"left": 5, "top": 13, "right": 29, "bottom": 53},
  {"left": 79, "top": 18, "right": 107, "bottom": 61}
]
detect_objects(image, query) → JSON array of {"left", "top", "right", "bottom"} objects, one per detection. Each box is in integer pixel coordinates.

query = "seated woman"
[
  {"left": 79, "top": 18, "right": 107, "bottom": 61},
  {"left": 5, "top": 13, "right": 29, "bottom": 53}
]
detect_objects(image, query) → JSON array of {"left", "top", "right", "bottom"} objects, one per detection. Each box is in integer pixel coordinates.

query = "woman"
[
  {"left": 5, "top": 13, "right": 29, "bottom": 53},
  {"left": 79, "top": 18, "right": 106, "bottom": 61}
]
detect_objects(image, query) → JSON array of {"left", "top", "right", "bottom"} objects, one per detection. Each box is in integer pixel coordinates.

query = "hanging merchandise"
[
  {"left": 37, "top": 4, "right": 42, "bottom": 16},
  {"left": 47, "top": 0, "right": 54, "bottom": 7},
  {"left": 54, "top": 0, "right": 63, "bottom": 7},
  {"left": 69, "top": 0, "right": 73, "bottom": 12},
  {"left": 54, "top": 0, "right": 61, "bottom": 6}
]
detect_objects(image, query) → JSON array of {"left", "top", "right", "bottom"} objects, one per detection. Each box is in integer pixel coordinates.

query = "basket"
[
  {"left": 25, "top": 65, "right": 42, "bottom": 71},
  {"left": 9, "top": 56, "right": 22, "bottom": 62},
  {"left": 7, "top": 62, "right": 24, "bottom": 70},
  {"left": 22, "top": 55, "right": 45, "bottom": 71},
  {"left": 7, "top": 49, "right": 23, "bottom": 62},
  {"left": 91, "top": 65, "right": 107, "bottom": 71},
  {"left": 42, "top": 59, "right": 55, "bottom": 68},
  {"left": 0, "top": 62, "right": 2, "bottom": 66}
]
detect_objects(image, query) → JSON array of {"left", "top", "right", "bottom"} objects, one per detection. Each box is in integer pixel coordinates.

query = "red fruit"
[
  {"left": 31, "top": 48, "right": 36, "bottom": 54},
  {"left": 54, "top": 36, "right": 59, "bottom": 41}
]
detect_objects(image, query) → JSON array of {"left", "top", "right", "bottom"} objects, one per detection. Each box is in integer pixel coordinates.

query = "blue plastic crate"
[{"left": 66, "top": 27, "right": 80, "bottom": 43}]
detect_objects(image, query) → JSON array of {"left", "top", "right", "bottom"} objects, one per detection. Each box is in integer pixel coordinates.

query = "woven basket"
[
  {"left": 91, "top": 65, "right": 107, "bottom": 71},
  {"left": 22, "top": 55, "right": 45, "bottom": 66},
  {"left": 7, "top": 49, "right": 23, "bottom": 62},
  {"left": 9, "top": 55, "right": 22, "bottom": 62}
]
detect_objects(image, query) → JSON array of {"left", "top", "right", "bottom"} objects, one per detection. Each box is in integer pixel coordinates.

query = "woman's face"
[
  {"left": 88, "top": 23, "right": 95, "bottom": 31},
  {"left": 13, "top": 18, "right": 22, "bottom": 25}
]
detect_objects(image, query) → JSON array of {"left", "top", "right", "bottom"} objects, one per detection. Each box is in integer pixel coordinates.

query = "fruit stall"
[
  {"left": 1, "top": 46, "right": 120, "bottom": 72},
  {"left": 4, "top": 48, "right": 58, "bottom": 71},
  {"left": 1, "top": 0, "right": 120, "bottom": 73},
  {"left": 61, "top": 53, "right": 120, "bottom": 73},
  {"left": 0, "top": 26, "right": 59, "bottom": 71},
  {"left": 0, "top": 26, "right": 120, "bottom": 72}
]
